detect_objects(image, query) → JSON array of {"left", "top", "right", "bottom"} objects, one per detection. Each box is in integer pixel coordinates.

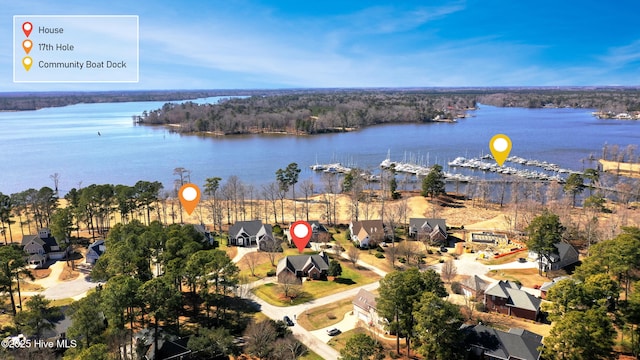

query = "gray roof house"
[
  {"left": 528, "top": 241, "right": 579, "bottom": 271},
  {"left": 228, "top": 220, "right": 275, "bottom": 250},
  {"left": 276, "top": 252, "right": 330, "bottom": 285},
  {"left": 285, "top": 220, "right": 330, "bottom": 246},
  {"left": 460, "top": 275, "right": 491, "bottom": 300},
  {"left": 464, "top": 324, "right": 543, "bottom": 360},
  {"left": 86, "top": 239, "right": 106, "bottom": 265},
  {"left": 484, "top": 280, "right": 541, "bottom": 321},
  {"left": 408, "top": 218, "right": 447, "bottom": 244},
  {"left": 22, "top": 228, "right": 67, "bottom": 268}
]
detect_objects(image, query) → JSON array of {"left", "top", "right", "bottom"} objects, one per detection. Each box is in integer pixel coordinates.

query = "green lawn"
[{"left": 251, "top": 260, "right": 380, "bottom": 307}]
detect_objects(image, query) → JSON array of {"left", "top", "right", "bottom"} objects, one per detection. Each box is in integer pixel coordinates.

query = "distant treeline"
[
  {"left": 476, "top": 88, "right": 640, "bottom": 112},
  {"left": 0, "top": 90, "right": 264, "bottom": 111},
  {"left": 137, "top": 91, "right": 477, "bottom": 135}
]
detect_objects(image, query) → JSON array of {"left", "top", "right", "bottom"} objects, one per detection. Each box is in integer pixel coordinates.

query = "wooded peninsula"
[{"left": 133, "top": 88, "right": 640, "bottom": 135}]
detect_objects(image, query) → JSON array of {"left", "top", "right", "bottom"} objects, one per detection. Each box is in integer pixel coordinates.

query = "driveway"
[
  {"left": 22, "top": 261, "right": 101, "bottom": 300},
  {"left": 311, "top": 310, "right": 358, "bottom": 343}
]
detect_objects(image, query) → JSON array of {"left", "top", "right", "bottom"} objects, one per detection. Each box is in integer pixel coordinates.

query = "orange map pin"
[
  {"left": 22, "top": 40, "right": 33, "bottom": 54},
  {"left": 178, "top": 183, "right": 201, "bottom": 215}
]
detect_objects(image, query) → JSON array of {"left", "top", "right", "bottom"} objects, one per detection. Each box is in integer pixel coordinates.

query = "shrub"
[
  {"left": 327, "top": 313, "right": 336, "bottom": 320},
  {"left": 374, "top": 253, "right": 385, "bottom": 259},
  {"left": 451, "top": 281, "right": 462, "bottom": 295},
  {"left": 266, "top": 269, "right": 276, "bottom": 277},
  {"left": 398, "top": 257, "right": 406, "bottom": 263},
  {"left": 439, "top": 259, "right": 445, "bottom": 263},
  {"left": 475, "top": 302, "right": 487, "bottom": 312},
  {"left": 427, "top": 249, "right": 433, "bottom": 255}
]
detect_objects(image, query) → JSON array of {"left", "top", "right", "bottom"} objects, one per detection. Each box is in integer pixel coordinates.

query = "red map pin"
[
  {"left": 290, "top": 220, "right": 312, "bottom": 253},
  {"left": 22, "top": 22, "right": 33, "bottom": 37}
]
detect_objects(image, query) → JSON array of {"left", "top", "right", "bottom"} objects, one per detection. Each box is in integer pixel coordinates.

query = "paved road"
[{"left": 22, "top": 262, "right": 101, "bottom": 300}]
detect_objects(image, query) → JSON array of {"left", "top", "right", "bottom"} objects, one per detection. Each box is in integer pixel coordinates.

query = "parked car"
[
  {"left": 283, "top": 316, "right": 294, "bottom": 326},
  {"left": 518, "top": 257, "right": 527, "bottom": 263},
  {"left": 326, "top": 328, "right": 341, "bottom": 336}
]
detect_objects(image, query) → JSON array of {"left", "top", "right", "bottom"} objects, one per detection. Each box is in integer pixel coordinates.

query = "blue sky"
[{"left": 3, "top": 0, "right": 640, "bottom": 90}]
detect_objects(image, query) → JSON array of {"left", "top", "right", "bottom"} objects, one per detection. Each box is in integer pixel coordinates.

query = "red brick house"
[{"left": 483, "top": 280, "right": 541, "bottom": 321}]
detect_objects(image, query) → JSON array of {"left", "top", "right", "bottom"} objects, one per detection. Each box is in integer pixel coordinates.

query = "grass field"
[
  {"left": 480, "top": 251, "right": 525, "bottom": 266},
  {"left": 297, "top": 299, "right": 353, "bottom": 330},
  {"left": 486, "top": 268, "right": 548, "bottom": 288}
]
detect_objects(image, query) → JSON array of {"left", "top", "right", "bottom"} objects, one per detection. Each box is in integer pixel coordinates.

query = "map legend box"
[{"left": 13, "top": 15, "right": 139, "bottom": 83}]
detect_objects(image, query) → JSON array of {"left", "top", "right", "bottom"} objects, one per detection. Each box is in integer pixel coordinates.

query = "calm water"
[{"left": 1, "top": 98, "right": 639, "bottom": 195}]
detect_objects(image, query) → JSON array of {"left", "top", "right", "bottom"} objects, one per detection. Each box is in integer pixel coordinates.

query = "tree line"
[{"left": 137, "top": 91, "right": 477, "bottom": 135}]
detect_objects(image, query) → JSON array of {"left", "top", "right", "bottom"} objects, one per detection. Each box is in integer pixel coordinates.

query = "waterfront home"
[
  {"left": 528, "top": 242, "right": 579, "bottom": 271},
  {"left": 408, "top": 218, "right": 448, "bottom": 245},
  {"left": 227, "top": 220, "right": 275, "bottom": 250},
  {"left": 21, "top": 228, "right": 68, "bottom": 267},
  {"left": 464, "top": 324, "right": 543, "bottom": 360},
  {"left": 276, "top": 252, "right": 329, "bottom": 285},
  {"left": 350, "top": 220, "right": 386, "bottom": 248},
  {"left": 483, "top": 280, "right": 541, "bottom": 321}
]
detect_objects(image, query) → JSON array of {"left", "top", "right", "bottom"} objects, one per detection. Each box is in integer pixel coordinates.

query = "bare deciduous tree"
[
  {"left": 244, "top": 252, "right": 260, "bottom": 277},
  {"left": 347, "top": 246, "right": 360, "bottom": 266},
  {"left": 278, "top": 272, "right": 302, "bottom": 299},
  {"left": 441, "top": 258, "right": 457, "bottom": 283}
]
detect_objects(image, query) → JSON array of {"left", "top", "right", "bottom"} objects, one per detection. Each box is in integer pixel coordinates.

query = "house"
[
  {"left": 461, "top": 275, "right": 491, "bottom": 300},
  {"left": 85, "top": 240, "right": 106, "bottom": 265},
  {"left": 352, "top": 288, "right": 385, "bottom": 330},
  {"left": 483, "top": 280, "right": 541, "bottom": 321},
  {"left": 276, "top": 252, "right": 329, "bottom": 285},
  {"left": 133, "top": 328, "right": 191, "bottom": 360},
  {"left": 408, "top": 218, "right": 448, "bottom": 245},
  {"left": 193, "top": 224, "right": 216, "bottom": 247},
  {"left": 227, "top": 220, "right": 275, "bottom": 250},
  {"left": 464, "top": 324, "right": 543, "bottom": 360},
  {"left": 528, "top": 242, "right": 579, "bottom": 271},
  {"left": 539, "top": 276, "right": 571, "bottom": 300},
  {"left": 21, "top": 228, "right": 68, "bottom": 267},
  {"left": 286, "top": 221, "right": 331, "bottom": 246},
  {"left": 350, "top": 220, "right": 386, "bottom": 248}
]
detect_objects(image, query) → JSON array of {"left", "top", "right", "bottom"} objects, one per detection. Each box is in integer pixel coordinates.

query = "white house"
[{"left": 528, "top": 242, "right": 579, "bottom": 271}]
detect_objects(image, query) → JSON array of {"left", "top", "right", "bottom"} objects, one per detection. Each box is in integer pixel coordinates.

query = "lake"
[{"left": 1, "top": 97, "right": 639, "bottom": 196}]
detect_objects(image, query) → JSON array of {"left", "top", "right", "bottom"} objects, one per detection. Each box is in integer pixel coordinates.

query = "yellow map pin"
[
  {"left": 22, "top": 56, "right": 33, "bottom": 71},
  {"left": 490, "top": 134, "right": 512, "bottom": 166}
]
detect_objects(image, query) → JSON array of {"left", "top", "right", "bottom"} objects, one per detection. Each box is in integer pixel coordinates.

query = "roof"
[
  {"left": 88, "top": 240, "right": 105, "bottom": 257},
  {"left": 351, "top": 220, "right": 385, "bottom": 237},
  {"left": 353, "top": 288, "right": 377, "bottom": 312},
  {"left": 485, "top": 280, "right": 541, "bottom": 312},
  {"left": 465, "top": 324, "right": 543, "bottom": 360},
  {"left": 409, "top": 218, "right": 447, "bottom": 232},
  {"left": 471, "top": 232, "right": 508, "bottom": 243},
  {"left": 308, "top": 221, "right": 328, "bottom": 232},
  {"left": 229, "top": 220, "right": 271, "bottom": 237},
  {"left": 461, "top": 275, "right": 491, "bottom": 293},
  {"left": 277, "top": 252, "right": 329, "bottom": 274},
  {"left": 21, "top": 232, "right": 59, "bottom": 252},
  {"left": 551, "top": 242, "right": 578, "bottom": 262},
  {"left": 540, "top": 276, "right": 571, "bottom": 293}
]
